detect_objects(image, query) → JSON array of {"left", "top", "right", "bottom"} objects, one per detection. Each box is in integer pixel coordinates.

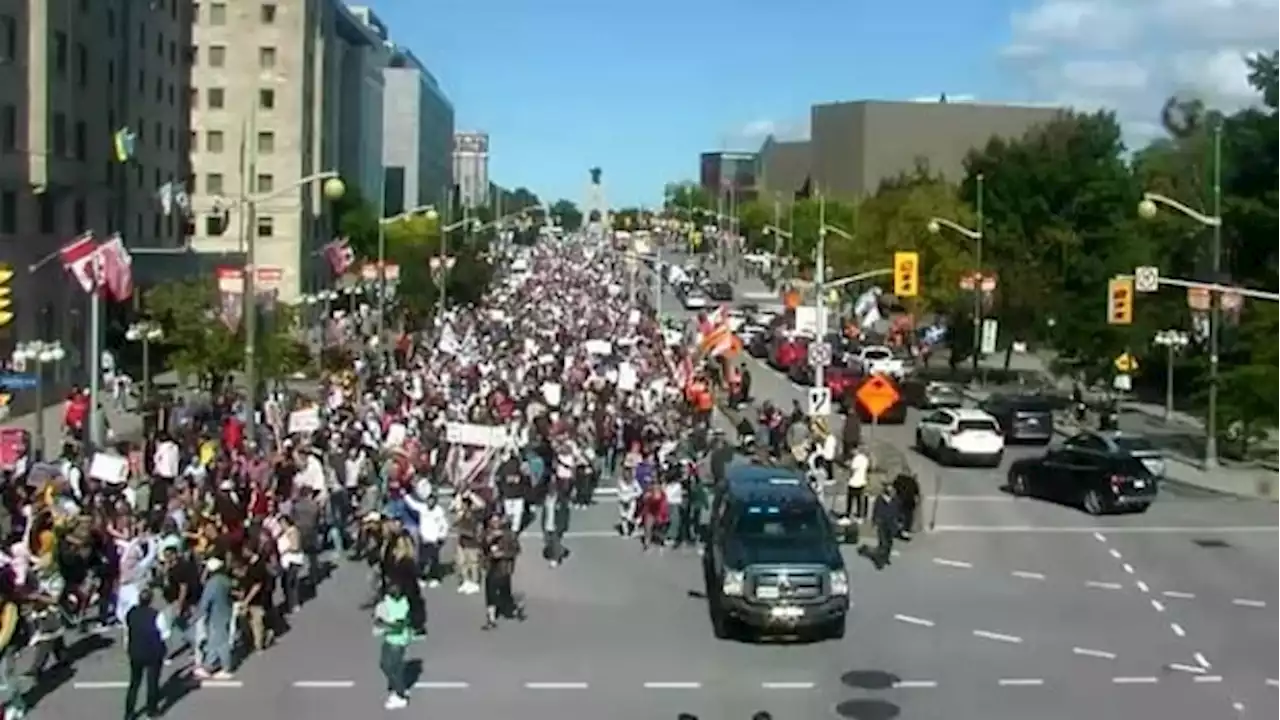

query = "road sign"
[
  {"left": 0, "top": 372, "right": 38, "bottom": 390},
  {"left": 1134, "top": 266, "right": 1160, "bottom": 293},
  {"left": 808, "top": 387, "right": 832, "bottom": 416},
  {"left": 1114, "top": 352, "right": 1138, "bottom": 373},
  {"left": 855, "top": 374, "right": 901, "bottom": 420},
  {"left": 808, "top": 341, "right": 833, "bottom": 367}
]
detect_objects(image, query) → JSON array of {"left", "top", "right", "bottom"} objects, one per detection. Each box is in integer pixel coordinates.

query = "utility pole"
[
  {"left": 375, "top": 167, "right": 387, "bottom": 340},
  {"left": 1205, "top": 122, "right": 1223, "bottom": 469},
  {"left": 814, "top": 193, "right": 828, "bottom": 396},
  {"left": 971, "top": 173, "right": 985, "bottom": 377},
  {"left": 242, "top": 110, "right": 261, "bottom": 442}
]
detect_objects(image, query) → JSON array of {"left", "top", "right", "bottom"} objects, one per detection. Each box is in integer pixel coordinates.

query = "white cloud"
[
  {"left": 737, "top": 119, "right": 777, "bottom": 138},
  {"left": 1001, "top": 0, "right": 1276, "bottom": 135}
]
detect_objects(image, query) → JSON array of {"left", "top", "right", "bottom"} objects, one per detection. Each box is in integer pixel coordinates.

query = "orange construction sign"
[{"left": 855, "top": 374, "right": 901, "bottom": 420}]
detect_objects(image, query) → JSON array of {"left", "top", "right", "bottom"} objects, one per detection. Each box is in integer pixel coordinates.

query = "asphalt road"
[{"left": 27, "top": 252, "right": 1279, "bottom": 720}]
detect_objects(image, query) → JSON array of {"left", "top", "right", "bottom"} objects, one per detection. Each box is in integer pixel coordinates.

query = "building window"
[
  {"left": 168, "top": 126, "right": 175, "bottom": 150},
  {"left": 137, "top": 69, "right": 145, "bottom": 93},
  {"left": 204, "top": 214, "right": 222, "bottom": 235},
  {"left": 0, "top": 15, "right": 16, "bottom": 63},
  {"left": 53, "top": 31, "right": 68, "bottom": 77},
  {"left": 258, "top": 46, "right": 276, "bottom": 69},
  {"left": 256, "top": 216, "right": 274, "bottom": 237},
  {"left": 155, "top": 77, "right": 163, "bottom": 102},
  {"left": 210, "top": 3, "right": 226, "bottom": 25},
  {"left": 206, "top": 173, "right": 224, "bottom": 194},
  {"left": 0, "top": 191, "right": 15, "bottom": 234},
  {"left": 260, "top": 4, "right": 277, "bottom": 23},
  {"left": 169, "top": 40, "right": 176, "bottom": 64},
  {"left": 38, "top": 194, "right": 55, "bottom": 234},
  {"left": 156, "top": 31, "right": 164, "bottom": 58},
  {"left": 256, "top": 131, "right": 274, "bottom": 154},
  {"left": 259, "top": 88, "right": 274, "bottom": 110},
  {"left": 168, "top": 83, "right": 175, "bottom": 106},
  {"left": 74, "top": 198, "right": 86, "bottom": 233},
  {"left": 0, "top": 104, "right": 14, "bottom": 151},
  {"left": 52, "top": 113, "right": 67, "bottom": 156},
  {"left": 206, "top": 130, "right": 224, "bottom": 153},
  {"left": 256, "top": 173, "right": 273, "bottom": 193},
  {"left": 153, "top": 213, "right": 161, "bottom": 239},
  {"left": 153, "top": 121, "right": 162, "bottom": 147},
  {"left": 74, "top": 120, "right": 86, "bottom": 160},
  {"left": 74, "top": 42, "right": 88, "bottom": 86},
  {"left": 208, "top": 87, "right": 224, "bottom": 109},
  {"left": 107, "top": 60, "right": 115, "bottom": 85},
  {"left": 209, "top": 45, "right": 225, "bottom": 67}
]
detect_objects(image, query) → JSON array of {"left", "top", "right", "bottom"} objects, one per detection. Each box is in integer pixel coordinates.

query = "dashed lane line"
[
  {"left": 1168, "top": 663, "right": 1208, "bottom": 675},
  {"left": 1150, "top": 599, "right": 1167, "bottom": 612},
  {"left": 761, "top": 681, "right": 816, "bottom": 690},
  {"left": 643, "top": 682, "right": 702, "bottom": 689},
  {"left": 525, "top": 682, "right": 589, "bottom": 690},
  {"left": 1109, "top": 548, "right": 1124, "bottom": 560},
  {"left": 1135, "top": 580, "right": 1151, "bottom": 593},
  {"left": 1011, "top": 570, "right": 1046, "bottom": 580},
  {"left": 892, "top": 680, "right": 938, "bottom": 689},
  {"left": 1072, "top": 647, "right": 1117, "bottom": 660},
  {"left": 415, "top": 681, "right": 470, "bottom": 689},
  {"left": 1113, "top": 677, "right": 1161, "bottom": 685},
  {"left": 1093, "top": 532, "right": 1108, "bottom": 542},
  {"left": 75, "top": 680, "right": 244, "bottom": 689},
  {"left": 1231, "top": 598, "right": 1268, "bottom": 608},
  {"left": 1121, "top": 563, "right": 1136, "bottom": 575},
  {"left": 931, "top": 557, "right": 974, "bottom": 569},
  {"left": 998, "top": 678, "right": 1046, "bottom": 687},
  {"left": 294, "top": 680, "right": 355, "bottom": 688},
  {"left": 1194, "top": 652, "right": 1212, "bottom": 669},
  {"left": 972, "top": 629, "right": 1024, "bottom": 644},
  {"left": 893, "top": 613, "right": 936, "bottom": 628},
  {"left": 1194, "top": 676, "right": 1225, "bottom": 684},
  {"left": 1267, "top": 679, "right": 1279, "bottom": 687},
  {"left": 1163, "top": 590, "right": 1196, "bottom": 599},
  {"left": 1171, "top": 622, "right": 1187, "bottom": 637},
  {"left": 1085, "top": 581, "right": 1125, "bottom": 590}
]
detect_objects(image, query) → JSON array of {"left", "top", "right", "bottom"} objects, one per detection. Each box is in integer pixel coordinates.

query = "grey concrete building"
[
  {"left": 0, "top": 0, "right": 192, "bottom": 371},
  {"left": 755, "top": 136, "right": 811, "bottom": 202},
  {"left": 381, "top": 45, "right": 454, "bottom": 216},
  {"left": 332, "top": 4, "right": 387, "bottom": 205},
  {"left": 452, "top": 131, "right": 489, "bottom": 209},
  {"left": 810, "top": 98, "right": 1065, "bottom": 201}
]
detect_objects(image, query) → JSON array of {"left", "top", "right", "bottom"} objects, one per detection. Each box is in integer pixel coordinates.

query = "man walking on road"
[
  {"left": 374, "top": 581, "right": 412, "bottom": 710},
  {"left": 123, "top": 588, "right": 169, "bottom": 720},
  {"left": 870, "top": 484, "right": 900, "bottom": 570}
]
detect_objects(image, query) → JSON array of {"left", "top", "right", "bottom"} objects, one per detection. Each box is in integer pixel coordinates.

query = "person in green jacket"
[{"left": 374, "top": 581, "right": 412, "bottom": 710}]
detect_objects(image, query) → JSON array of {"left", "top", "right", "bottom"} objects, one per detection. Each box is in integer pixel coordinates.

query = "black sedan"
[
  {"left": 1006, "top": 430, "right": 1161, "bottom": 515},
  {"left": 705, "top": 282, "right": 734, "bottom": 301}
]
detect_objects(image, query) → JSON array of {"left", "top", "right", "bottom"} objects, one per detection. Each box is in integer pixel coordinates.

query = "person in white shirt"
[
  {"left": 153, "top": 435, "right": 181, "bottom": 483},
  {"left": 402, "top": 492, "right": 449, "bottom": 587},
  {"left": 846, "top": 445, "right": 870, "bottom": 520}
]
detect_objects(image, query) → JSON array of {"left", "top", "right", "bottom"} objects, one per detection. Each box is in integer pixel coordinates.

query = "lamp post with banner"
[{"left": 11, "top": 341, "right": 65, "bottom": 459}]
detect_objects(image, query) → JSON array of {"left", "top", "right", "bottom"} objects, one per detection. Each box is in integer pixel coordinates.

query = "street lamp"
[
  {"left": 927, "top": 173, "right": 985, "bottom": 377},
  {"left": 1137, "top": 122, "right": 1223, "bottom": 468},
  {"left": 1153, "top": 330, "right": 1191, "bottom": 424},
  {"left": 125, "top": 321, "right": 164, "bottom": 405},
  {"left": 12, "top": 340, "right": 66, "bottom": 459},
  {"left": 244, "top": 171, "right": 346, "bottom": 443}
]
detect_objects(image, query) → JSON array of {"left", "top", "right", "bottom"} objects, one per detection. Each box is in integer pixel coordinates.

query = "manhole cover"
[
  {"left": 1192, "top": 538, "right": 1231, "bottom": 548},
  {"left": 834, "top": 699, "right": 901, "bottom": 720},
  {"left": 840, "top": 670, "right": 900, "bottom": 691}
]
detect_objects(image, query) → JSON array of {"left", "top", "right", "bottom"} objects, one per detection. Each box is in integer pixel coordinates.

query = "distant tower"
[{"left": 584, "top": 167, "right": 609, "bottom": 228}]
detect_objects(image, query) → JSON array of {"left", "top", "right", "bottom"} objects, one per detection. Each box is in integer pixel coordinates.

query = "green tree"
[
  {"left": 549, "top": 199, "right": 583, "bottom": 232},
  {"left": 663, "top": 182, "right": 712, "bottom": 213},
  {"left": 330, "top": 183, "right": 380, "bottom": 260},
  {"left": 734, "top": 200, "right": 773, "bottom": 251}
]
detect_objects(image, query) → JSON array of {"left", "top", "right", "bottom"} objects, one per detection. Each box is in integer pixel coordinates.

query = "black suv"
[{"left": 703, "top": 465, "right": 849, "bottom": 641}]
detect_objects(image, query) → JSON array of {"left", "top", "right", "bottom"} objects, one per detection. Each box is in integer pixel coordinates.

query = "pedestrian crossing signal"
[
  {"left": 893, "top": 251, "right": 919, "bottom": 298},
  {"left": 1107, "top": 277, "right": 1134, "bottom": 325},
  {"left": 0, "top": 264, "right": 14, "bottom": 328}
]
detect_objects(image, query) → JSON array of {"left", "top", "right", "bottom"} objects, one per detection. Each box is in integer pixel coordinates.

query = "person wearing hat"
[{"left": 192, "top": 556, "right": 235, "bottom": 680}]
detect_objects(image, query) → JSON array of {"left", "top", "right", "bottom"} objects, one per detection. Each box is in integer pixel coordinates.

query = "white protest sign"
[
  {"left": 541, "top": 382, "right": 562, "bottom": 407},
  {"left": 617, "top": 362, "right": 639, "bottom": 392},
  {"left": 584, "top": 339, "right": 612, "bottom": 356},
  {"left": 89, "top": 452, "right": 130, "bottom": 486},
  {"left": 445, "top": 422, "right": 512, "bottom": 449},
  {"left": 287, "top": 407, "right": 322, "bottom": 435}
]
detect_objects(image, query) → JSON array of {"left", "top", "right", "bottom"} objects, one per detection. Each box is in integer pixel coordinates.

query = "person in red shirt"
[
  {"left": 221, "top": 415, "right": 244, "bottom": 453},
  {"left": 637, "top": 484, "right": 669, "bottom": 551}
]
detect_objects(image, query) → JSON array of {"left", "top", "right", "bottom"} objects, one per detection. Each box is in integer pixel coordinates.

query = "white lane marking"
[
  {"left": 1163, "top": 590, "right": 1196, "bottom": 599},
  {"left": 931, "top": 557, "right": 974, "bottom": 569},
  {"left": 74, "top": 681, "right": 128, "bottom": 689},
  {"left": 1093, "top": 531, "right": 1108, "bottom": 542},
  {"left": 973, "top": 629, "right": 1023, "bottom": 644},
  {"left": 930, "top": 525, "right": 1277, "bottom": 535},
  {"left": 1113, "top": 677, "right": 1160, "bottom": 684},
  {"left": 1232, "top": 598, "right": 1267, "bottom": 608},
  {"left": 1073, "top": 647, "right": 1117, "bottom": 659},
  {"left": 1194, "top": 652, "right": 1212, "bottom": 668},
  {"left": 1171, "top": 623, "right": 1187, "bottom": 637},
  {"left": 1168, "top": 663, "right": 1207, "bottom": 675},
  {"left": 893, "top": 680, "right": 938, "bottom": 689},
  {"left": 998, "top": 678, "right": 1045, "bottom": 687},
  {"left": 1122, "top": 563, "right": 1136, "bottom": 574},
  {"left": 761, "top": 681, "right": 816, "bottom": 690},
  {"left": 525, "top": 682, "right": 589, "bottom": 690},
  {"left": 1011, "top": 570, "right": 1046, "bottom": 580},
  {"left": 294, "top": 680, "right": 355, "bottom": 688},
  {"left": 200, "top": 680, "right": 244, "bottom": 688},
  {"left": 1193, "top": 675, "right": 1224, "bottom": 684},
  {"left": 415, "top": 681, "right": 470, "bottom": 689},
  {"left": 1135, "top": 580, "right": 1150, "bottom": 593},
  {"left": 1108, "top": 548, "right": 1123, "bottom": 559},
  {"left": 1151, "top": 599, "right": 1167, "bottom": 612},
  {"left": 894, "top": 614, "right": 936, "bottom": 628},
  {"left": 1266, "top": 678, "right": 1279, "bottom": 687},
  {"left": 1086, "top": 581, "right": 1124, "bottom": 590},
  {"left": 643, "top": 682, "right": 702, "bottom": 689}
]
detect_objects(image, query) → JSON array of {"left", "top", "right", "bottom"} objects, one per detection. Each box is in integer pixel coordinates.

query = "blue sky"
[{"left": 364, "top": 0, "right": 1274, "bottom": 207}]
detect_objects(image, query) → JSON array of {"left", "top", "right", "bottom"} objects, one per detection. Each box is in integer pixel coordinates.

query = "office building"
[
  {"left": 0, "top": 0, "right": 192, "bottom": 368},
  {"left": 452, "top": 131, "right": 489, "bottom": 209},
  {"left": 810, "top": 98, "right": 1064, "bottom": 200},
  {"left": 699, "top": 151, "right": 757, "bottom": 202},
  {"left": 332, "top": 4, "right": 387, "bottom": 203},
  {"left": 381, "top": 45, "right": 454, "bottom": 216},
  {"left": 755, "top": 137, "right": 811, "bottom": 203}
]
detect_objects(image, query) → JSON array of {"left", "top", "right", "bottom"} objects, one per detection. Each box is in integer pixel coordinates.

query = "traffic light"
[
  {"left": 1108, "top": 276, "right": 1134, "bottom": 325},
  {"left": 893, "top": 251, "right": 919, "bottom": 298},
  {"left": 0, "top": 264, "right": 13, "bottom": 330}
]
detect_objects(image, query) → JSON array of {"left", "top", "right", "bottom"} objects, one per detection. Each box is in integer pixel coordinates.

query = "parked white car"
[{"left": 915, "top": 408, "right": 1005, "bottom": 467}]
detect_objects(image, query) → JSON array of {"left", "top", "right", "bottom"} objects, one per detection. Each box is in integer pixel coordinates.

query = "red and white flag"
[
  {"left": 323, "top": 237, "right": 355, "bottom": 276},
  {"left": 59, "top": 232, "right": 101, "bottom": 293},
  {"left": 99, "top": 233, "right": 134, "bottom": 302}
]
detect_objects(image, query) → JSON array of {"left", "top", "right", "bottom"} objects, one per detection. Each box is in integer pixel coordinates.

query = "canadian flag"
[
  {"left": 59, "top": 232, "right": 101, "bottom": 293},
  {"left": 99, "top": 233, "right": 134, "bottom": 302},
  {"left": 323, "top": 237, "right": 355, "bottom": 276}
]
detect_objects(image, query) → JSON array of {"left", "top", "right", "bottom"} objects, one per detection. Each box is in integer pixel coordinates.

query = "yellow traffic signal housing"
[
  {"left": 893, "top": 251, "right": 920, "bottom": 298},
  {"left": 0, "top": 264, "right": 13, "bottom": 328},
  {"left": 1108, "top": 276, "right": 1134, "bottom": 325}
]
